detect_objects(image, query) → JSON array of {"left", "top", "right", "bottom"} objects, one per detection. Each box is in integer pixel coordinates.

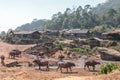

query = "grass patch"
[{"left": 69, "top": 47, "right": 91, "bottom": 55}]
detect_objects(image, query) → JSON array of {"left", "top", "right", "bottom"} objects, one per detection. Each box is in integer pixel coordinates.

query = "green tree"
[{"left": 0, "top": 31, "right": 6, "bottom": 36}]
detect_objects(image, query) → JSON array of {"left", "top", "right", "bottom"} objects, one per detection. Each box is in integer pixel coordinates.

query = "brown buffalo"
[
  {"left": 9, "top": 49, "right": 21, "bottom": 59},
  {"left": 13, "top": 49, "right": 22, "bottom": 57},
  {"left": 57, "top": 62, "right": 75, "bottom": 73},
  {"left": 33, "top": 59, "right": 49, "bottom": 71},
  {"left": 0, "top": 55, "right": 5, "bottom": 66},
  {"left": 84, "top": 60, "right": 100, "bottom": 71}
]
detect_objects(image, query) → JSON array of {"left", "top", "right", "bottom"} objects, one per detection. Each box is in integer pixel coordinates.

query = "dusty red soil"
[{"left": 0, "top": 41, "right": 120, "bottom": 80}]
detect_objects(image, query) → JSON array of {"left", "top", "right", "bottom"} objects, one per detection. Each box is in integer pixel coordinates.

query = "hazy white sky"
[{"left": 0, "top": 0, "right": 107, "bottom": 32}]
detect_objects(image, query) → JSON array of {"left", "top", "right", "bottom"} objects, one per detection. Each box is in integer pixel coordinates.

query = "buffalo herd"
[
  {"left": 7, "top": 49, "right": 101, "bottom": 73},
  {"left": 31, "top": 59, "right": 100, "bottom": 73}
]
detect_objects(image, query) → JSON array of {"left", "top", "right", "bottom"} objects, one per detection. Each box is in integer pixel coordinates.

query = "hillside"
[
  {"left": 15, "top": 0, "right": 120, "bottom": 31},
  {"left": 0, "top": 41, "right": 120, "bottom": 80},
  {"left": 92, "top": 0, "right": 120, "bottom": 15},
  {"left": 0, "top": 41, "right": 102, "bottom": 80},
  {"left": 15, "top": 19, "right": 46, "bottom": 31}
]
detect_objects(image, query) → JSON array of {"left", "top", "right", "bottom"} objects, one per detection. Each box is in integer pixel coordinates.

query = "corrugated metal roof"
[
  {"left": 94, "top": 37, "right": 103, "bottom": 41},
  {"left": 13, "top": 30, "right": 39, "bottom": 35},
  {"left": 66, "top": 29, "right": 89, "bottom": 34}
]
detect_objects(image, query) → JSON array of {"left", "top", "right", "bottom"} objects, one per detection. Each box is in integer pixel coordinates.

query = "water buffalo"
[
  {"left": 13, "top": 49, "right": 22, "bottom": 57},
  {"left": 84, "top": 60, "right": 100, "bottom": 71},
  {"left": 9, "top": 51, "right": 16, "bottom": 59},
  {"left": 33, "top": 59, "right": 49, "bottom": 71},
  {"left": 9, "top": 49, "right": 21, "bottom": 59},
  {"left": 57, "top": 62, "right": 75, "bottom": 73},
  {"left": 0, "top": 55, "right": 5, "bottom": 66},
  {"left": 37, "top": 52, "right": 45, "bottom": 58}
]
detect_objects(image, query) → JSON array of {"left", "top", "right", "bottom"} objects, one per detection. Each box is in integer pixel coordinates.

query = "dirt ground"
[
  {"left": 55, "top": 70, "right": 120, "bottom": 80},
  {"left": 0, "top": 41, "right": 120, "bottom": 80}
]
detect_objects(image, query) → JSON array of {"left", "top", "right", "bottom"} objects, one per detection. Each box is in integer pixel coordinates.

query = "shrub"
[
  {"left": 110, "top": 41, "right": 117, "bottom": 46},
  {"left": 89, "top": 47, "right": 98, "bottom": 55},
  {"left": 99, "top": 63, "right": 120, "bottom": 74},
  {"left": 69, "top": 48, "right": 80, "bottom": 52},
  {"left": 55, "top": 42, "right": 65, "bottom": 50}
]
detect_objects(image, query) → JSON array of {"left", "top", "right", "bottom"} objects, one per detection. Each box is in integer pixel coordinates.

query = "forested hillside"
[
  {"left": 44, "top": 5, "right": 100, "bottom": 30},
  {"left": 92, "top": 0, "right": 120, "bottom": 15},
  {"left": 15, "top": 19, "right": 46, "bottom": 31},
  {"left": 15, "top": 0, "right": 120, "bottom": 32},
  {"left": 44, "top": 0, "right": 120, "bottom": 32}
]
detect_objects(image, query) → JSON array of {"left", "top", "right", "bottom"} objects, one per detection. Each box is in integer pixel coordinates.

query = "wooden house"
[
  {"left": 65, "top": 29, "right": 90, "bottom": 38},
  {"left": 102, "top": 29, "right": 120, "bottom": 40},
  {"left": 9, "top": 30, "right": 41, "bottom": 39}
]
